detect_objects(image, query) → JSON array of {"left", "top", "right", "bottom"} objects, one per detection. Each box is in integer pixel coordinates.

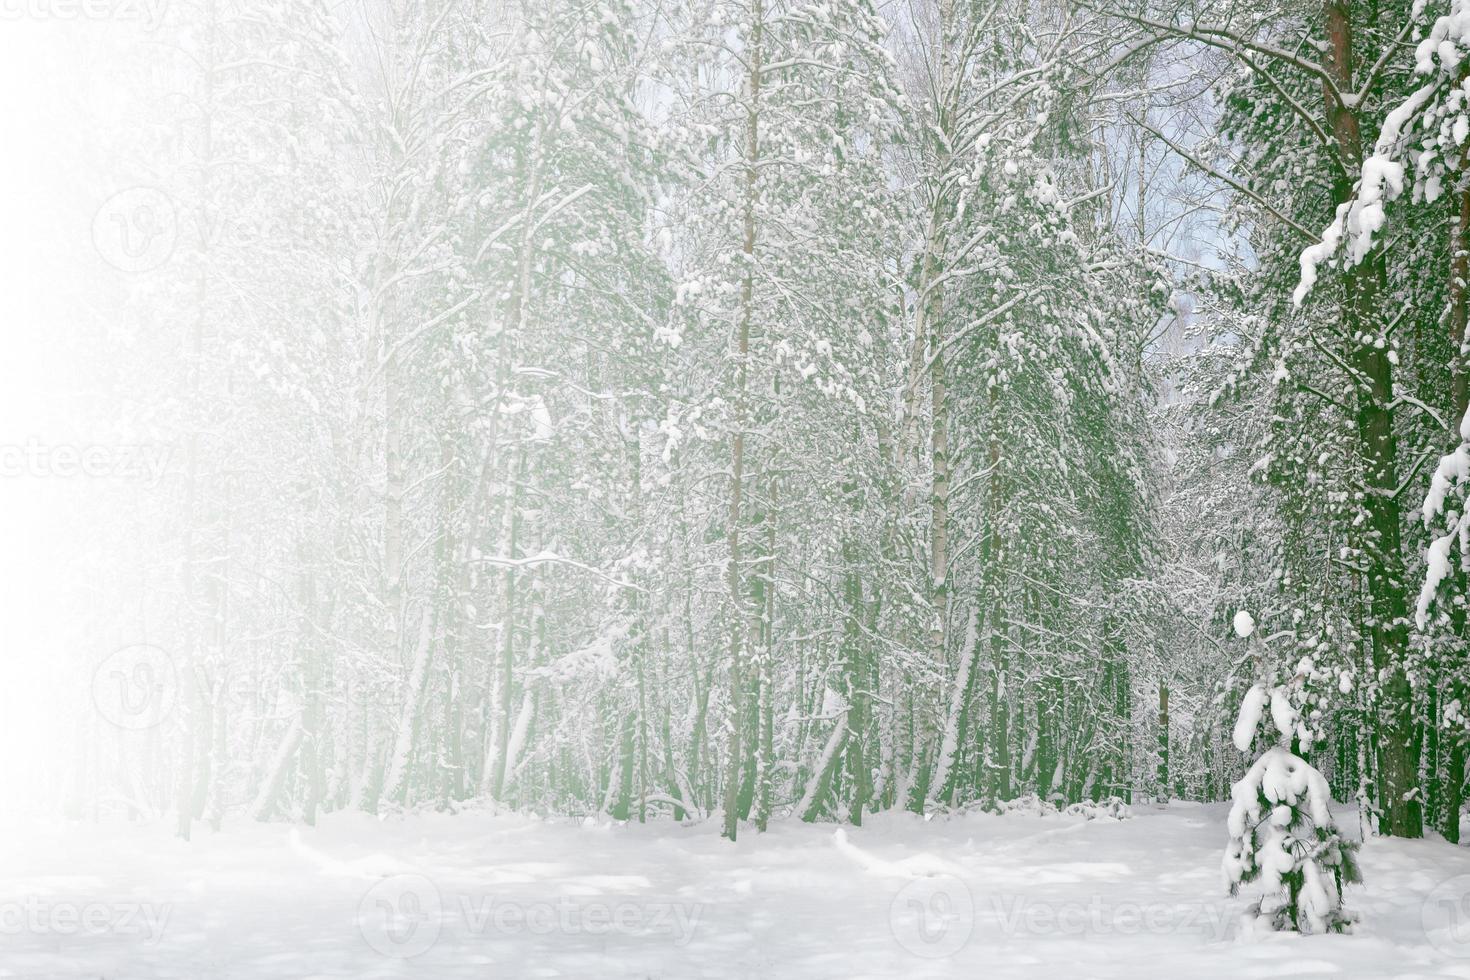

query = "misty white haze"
[{"left": 8, "top": 1, "right": 1470, "bottom": 977}]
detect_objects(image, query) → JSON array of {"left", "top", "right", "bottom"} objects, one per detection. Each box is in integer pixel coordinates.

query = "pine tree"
[{"left": 1223, "top": 611, "right": 1362, "bottom": 934}]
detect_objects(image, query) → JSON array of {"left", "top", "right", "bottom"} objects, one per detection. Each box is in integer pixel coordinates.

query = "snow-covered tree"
[
  {"left": 68, "top": 0, "right": 1401, "bottom": 849},
  {"left": 1223, "top": 612, "right": 1361, "bottom": 934}
]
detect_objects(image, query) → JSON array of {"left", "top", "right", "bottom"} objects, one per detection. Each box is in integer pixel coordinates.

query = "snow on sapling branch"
[
  {"left": 1222, "top": 610, "right": 1361, "bottom": 935},
  {"left": 1418, "top": 404, "right": 1470, "bottom": 628}
]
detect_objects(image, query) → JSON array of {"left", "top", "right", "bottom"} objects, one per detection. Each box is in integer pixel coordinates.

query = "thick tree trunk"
[
  {"left": 1438, "top": 163, "right": 1470, "bottom": 841},
  {"left": 1321, "top": 0, "right": 1422, "bottom": 838}
]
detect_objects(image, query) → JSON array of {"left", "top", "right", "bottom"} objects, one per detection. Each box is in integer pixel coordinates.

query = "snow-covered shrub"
[
  {"left": 986, "top": 793, "right": 1059, "bottom": 817},
  {"left": 1223, "top": 673, "right": 1361, "bottom": 933},
  {"left": 1064, "top": 797, "right": 1132, "bottom": 821},
  {"left": 973, "top": 794, "right": 1132, "bottom": 820}
]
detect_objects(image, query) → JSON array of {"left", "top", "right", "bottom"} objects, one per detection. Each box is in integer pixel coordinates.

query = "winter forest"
[{"left": 16, "top": 0, "right": 1470, "bottom": 974}]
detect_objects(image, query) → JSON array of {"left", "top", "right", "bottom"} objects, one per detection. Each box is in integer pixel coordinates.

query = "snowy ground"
[{"left": 6, "top": 802, "right": 1470, "bottom": 978}]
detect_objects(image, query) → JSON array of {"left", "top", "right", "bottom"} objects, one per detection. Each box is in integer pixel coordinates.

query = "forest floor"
[{"left": 4, "top": 800, "right": 1470, "bottom": 978}]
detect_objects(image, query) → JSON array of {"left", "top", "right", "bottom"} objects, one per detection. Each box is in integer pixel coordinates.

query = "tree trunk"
[
  {"left": 382, "top": 610, "right": 435, "bottom": 804},
  {"left": 1438, "top": 159, "right": 1470, "bottom": 841},
  {"left": 1321, "top": 0, "right": 1422, "bottom": 838},
  {"left": 984, "top": 389, "right": 1010, "bottom": 805},
  {"left": 755, "top": 493, "right": 777, "bottom": 831},
  {"left": 721, "top": 0, "right": 762, "bottom": 843},
  {"left": 930, "top": 606, "right": 978, "bottom": 806},
  {"left": 487, "top": 448, "right": 527, "bottom": 800},
  {"left": 841, "top": 490, "right": 871, "bottom": 825},
  {"left": 299, "top": 551, "right": 324, "bottom": 825},
  {"left": 799, "top": 713, "right": 850, "bottom": 822},
  {"left": 613, "top": 710, "right": 635, "bottom": 820},
  {"left": 1156, "top": 680, "right": 1170, "bottom": 804}
]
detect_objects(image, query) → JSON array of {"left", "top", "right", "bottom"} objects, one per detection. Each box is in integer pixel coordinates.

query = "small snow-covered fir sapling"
[{"left": 1222, "top": 611, "right": 1362, "bottom": 934}]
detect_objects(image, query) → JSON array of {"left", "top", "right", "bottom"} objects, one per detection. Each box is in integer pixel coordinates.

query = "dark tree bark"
[
  {"left": 1157, "top": 680, "right": 1170, "bottom": 803},
  {"left": 1320, "top": 0, "right": 1422, "bottom": 838}
]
